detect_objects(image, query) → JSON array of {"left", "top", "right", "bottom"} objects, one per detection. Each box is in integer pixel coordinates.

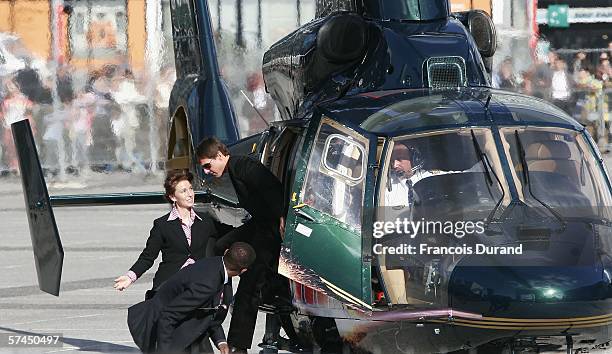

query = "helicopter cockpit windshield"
[{"left": 374, "top": 124, "right": 612, "bottom": 306}]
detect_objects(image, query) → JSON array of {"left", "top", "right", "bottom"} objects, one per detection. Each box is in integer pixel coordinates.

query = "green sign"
[{"left": 548, "top": 4, "right": 570, "bottom": 28}]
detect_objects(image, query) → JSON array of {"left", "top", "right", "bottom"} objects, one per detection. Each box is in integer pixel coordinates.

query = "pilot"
[
  {"left": 385, "top": 142, "right": 484, "bottom": 212},
  {"left": 385, "top": 143, "right": 425, "bottom": 211},
  {"left": 381, "top": 143, "right": 429, "bottom": 296},
  {"left": 196, "top": 136, "right": 285, "bottom": 354}
]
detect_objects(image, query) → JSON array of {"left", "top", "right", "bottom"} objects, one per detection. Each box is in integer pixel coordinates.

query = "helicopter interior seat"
[
  {"left": 523, "top": 140, "right": 593, "bottom": 208},
  {"left": 525, "top": 140, "right": 579, "bottom": 185}
]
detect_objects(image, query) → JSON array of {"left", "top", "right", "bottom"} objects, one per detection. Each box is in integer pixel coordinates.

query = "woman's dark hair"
[{"left": 164, "top": 169, "right": 194, "bottom": 204}]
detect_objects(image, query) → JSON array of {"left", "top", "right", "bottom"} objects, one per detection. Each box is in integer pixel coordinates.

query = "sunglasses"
[{"left": 201, "top": 162, "right": 212, "bottom": 169}]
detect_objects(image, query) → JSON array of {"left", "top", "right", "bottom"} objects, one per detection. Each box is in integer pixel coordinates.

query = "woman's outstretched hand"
[{"left": 113, "top": 275, "right": 133, "bottom": 291}]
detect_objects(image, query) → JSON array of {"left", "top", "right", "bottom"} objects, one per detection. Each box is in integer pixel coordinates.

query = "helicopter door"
[{"left": 283, "top": 117, "right": 372, "bottom": 309}]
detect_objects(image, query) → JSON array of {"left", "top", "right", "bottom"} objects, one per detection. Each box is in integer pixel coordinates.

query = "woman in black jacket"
[{"left": 113, "top": 169, "right": 224, "bottom": 297}]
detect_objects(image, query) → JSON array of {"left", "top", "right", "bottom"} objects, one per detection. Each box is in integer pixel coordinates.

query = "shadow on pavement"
[{"left": 0, "top": 326, "right": 139, "bottom": 352}]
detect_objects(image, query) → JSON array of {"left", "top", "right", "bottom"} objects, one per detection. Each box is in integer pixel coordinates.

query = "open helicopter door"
[
  {"left": 11, "top": 120, "right": 63, "bottom": 296},
  {"left": 282, "top": 115, "right": 375, "bottom": 311}
]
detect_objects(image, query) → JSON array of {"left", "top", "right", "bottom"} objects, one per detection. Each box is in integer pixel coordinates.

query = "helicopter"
[{"left": 10, "top": 0, "right": 612, "bottom": 353}]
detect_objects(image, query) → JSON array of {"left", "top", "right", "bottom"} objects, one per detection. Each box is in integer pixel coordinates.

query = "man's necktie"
[
  {"left": 407, "top": 180, "right": 414, "bottom": 206},
  {"left": 218, "top": 284, "right": 229, "bottom": 309}
]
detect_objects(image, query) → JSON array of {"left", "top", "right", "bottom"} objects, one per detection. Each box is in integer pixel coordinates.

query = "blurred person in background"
[
  {"left": 241, "top": 72, "right": 273, "bottom": 136},
  {"left": 597, "top": 55, "right": 612, "bottom": 144},
  {"left": 532, "top": 51, "right": 555, "bottom": 99},
  {"left": 596, "top": 53, "right": 612, "bottom": 87},
  {"left": 520, "top": 70, "right": 534, "bottom": 96},
  {"left": 551, "top": 58, "right": 574, "bottom": 113},
  {"left": 574, "top": 67, "right": 605, "bottom": 146},
  {"left": 41, "top": 64, "right": 75, "bottom": 178},
  {"left": 17, "top": 59, "right": 52, "bottom": 149},
  {"left": 572, "top": 51, "right": 588, "bottom": 79},
  {"left": 111, "top": 68, "right": 146, "bottom": 172},
  {"left": 57, "top": 64, "right": 74, "bottom": 105},
  {"left": 41, "top": 105, "right": 67, "bottom": 178},
  {"left": 14, "top": 57, "right": 51, "bottom": 105},
  {"left": 1, "top": 77, "right": 35, "bottom": 174},
  {"left": 493, "top": 57, "right": 519, "bottom": 91},
  {"left": 69, "top": 88, "right": 96, "bottom": 176},
  {"left": 89, "top": 66, "right": 119, "bottom": 168},
  {"left": 0, "top": 77, "right": 6, "bottom": 171}
]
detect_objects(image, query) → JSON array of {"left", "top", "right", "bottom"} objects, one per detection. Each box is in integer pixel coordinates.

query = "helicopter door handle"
[{"left": 294, "top": 209, "right": 316, "bottom": 223}]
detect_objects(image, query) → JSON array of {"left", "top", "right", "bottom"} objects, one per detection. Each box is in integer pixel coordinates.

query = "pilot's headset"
[{"left": 407, "top": 145, "right": 424, "bottom": 174}]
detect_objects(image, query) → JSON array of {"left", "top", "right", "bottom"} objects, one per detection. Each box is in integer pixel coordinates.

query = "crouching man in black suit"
[{"left": 127, "top": 242, "right": 256, "bottom": 353}]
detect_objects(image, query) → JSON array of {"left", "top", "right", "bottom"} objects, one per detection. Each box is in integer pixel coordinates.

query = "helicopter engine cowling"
[
  {"left": 263, "top": 11, "right": 491, "bottom": 120},
  {"left": 306, "top": 13, "right": 369, "bottom": 90},
  {"left": 316, "top": 13, "right": 368, "bottom": 64},
  {"left": 263, "top": 12, "right": 371, "bottom": 120}
]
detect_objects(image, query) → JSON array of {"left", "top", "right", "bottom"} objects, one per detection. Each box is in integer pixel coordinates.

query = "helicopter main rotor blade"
[{"left": 11, "top": 119, "right": 63, "bottom": 296}]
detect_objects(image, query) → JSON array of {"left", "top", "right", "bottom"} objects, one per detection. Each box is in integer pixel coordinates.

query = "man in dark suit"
[
  {"left": 127, "top": 242, "right": 256, "bottom": 354},
  {"left": 196, "top": 137, "right": 284, "bottom": 353}
]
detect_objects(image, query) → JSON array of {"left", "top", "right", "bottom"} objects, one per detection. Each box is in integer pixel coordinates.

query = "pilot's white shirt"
[
  {"left": 385, "top": 175, "right": 411, "bottom": 207},
  {"left": 385, "top": 169, "right": 434, "bottom": 208},
  {"left": 384, "top": 164, "right": 482, "bottom": 208}
]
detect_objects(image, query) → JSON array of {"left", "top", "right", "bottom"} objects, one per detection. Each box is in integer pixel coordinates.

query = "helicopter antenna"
[{"left": 240, "top": 90, "right": 270, "bottom": 128}]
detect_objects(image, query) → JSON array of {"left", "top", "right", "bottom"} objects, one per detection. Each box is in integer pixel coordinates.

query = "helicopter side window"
[
  {"left": 322, "top": 135, "right": 365, "bottom": 183},
  {"left": 301, "top": 119, "right": 368, "bottom": 231}
]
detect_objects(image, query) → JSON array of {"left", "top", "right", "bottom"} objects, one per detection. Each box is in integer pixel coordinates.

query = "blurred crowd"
[
  {"left": 0, "top": 60, "right": 175, "bottom": 178},
  {"left": 0, "top": 27, "right": 279, "bottom": 179},
  {"left": 493, "top": 41, "right": 612, "bottom": 148}
]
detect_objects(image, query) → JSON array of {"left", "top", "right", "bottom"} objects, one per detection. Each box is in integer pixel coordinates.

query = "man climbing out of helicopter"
[{"left": 196, "top": 136, "right": 288, "bottom": 354}]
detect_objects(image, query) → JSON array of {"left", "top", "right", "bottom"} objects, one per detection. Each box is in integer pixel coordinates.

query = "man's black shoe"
[
  {"left": 230, "top": 346, "right": 248, "bottom": 354},
  {"left": 288, "top": 341, "right": 312, "bottom": 353}
]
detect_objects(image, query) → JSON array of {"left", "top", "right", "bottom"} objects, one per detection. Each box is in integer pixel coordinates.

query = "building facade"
[
  {"left": 0, "top": 0, "right": 174, "bottom": 73},
  {"left": 537, "top": 0, "right": 612, "bottom": 50}
]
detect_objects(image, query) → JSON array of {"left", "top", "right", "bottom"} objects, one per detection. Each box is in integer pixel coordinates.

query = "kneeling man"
[{"left": 127, "top": 242, "right": 256, "bottom": 353}]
